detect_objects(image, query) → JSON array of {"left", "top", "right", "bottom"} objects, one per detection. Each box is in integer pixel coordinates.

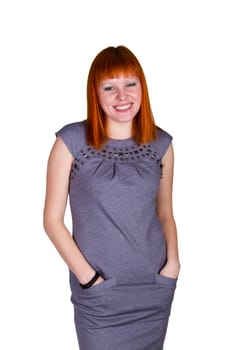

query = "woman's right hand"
[{"left": 92, "top": 275, "right": 105, "bottom": 286}]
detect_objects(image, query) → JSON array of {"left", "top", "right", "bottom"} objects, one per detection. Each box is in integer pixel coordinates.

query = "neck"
[{"left": 106, "top": 119, "right": 133, "bottom": 139}]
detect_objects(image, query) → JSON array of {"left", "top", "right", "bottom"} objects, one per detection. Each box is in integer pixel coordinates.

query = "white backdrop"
[{"left": 1, "top": 0, "right": 233, "bottom": 349}]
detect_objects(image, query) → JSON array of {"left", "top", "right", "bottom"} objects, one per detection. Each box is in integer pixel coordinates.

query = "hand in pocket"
[
  {"left": 92, "top": 275, "right": 105, "bottom": 286},
  {"left": 159, "top": 260, "right": 180, "bottom": 279}
]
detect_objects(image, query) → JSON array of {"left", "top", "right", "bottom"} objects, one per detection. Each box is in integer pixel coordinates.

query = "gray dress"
[{"left": 56, "top": 120, "right": 177, "bottom": 350}]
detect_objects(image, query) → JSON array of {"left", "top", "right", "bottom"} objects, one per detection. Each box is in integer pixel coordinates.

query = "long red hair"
[{"left": 86, "top": 46, "right": 157, "bottom": 149}]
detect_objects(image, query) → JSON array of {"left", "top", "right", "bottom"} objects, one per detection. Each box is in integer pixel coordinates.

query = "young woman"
[{"left": 43, "top": 45, "right": 180, "bottom": 350}]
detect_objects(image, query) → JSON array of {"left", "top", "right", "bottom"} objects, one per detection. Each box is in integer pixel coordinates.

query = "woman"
[{"left": 43, "top": 45, "right": 180, "bottom": 350}]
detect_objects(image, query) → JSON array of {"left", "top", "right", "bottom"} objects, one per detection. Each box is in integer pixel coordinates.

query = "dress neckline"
[{"left": 106, "top": 136, "right": 135, "bottom": 147}]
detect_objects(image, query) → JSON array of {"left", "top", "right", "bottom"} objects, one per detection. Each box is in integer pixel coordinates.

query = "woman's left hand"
[{"left": 159, "top": 259, "right": 180, "bottom": 279}]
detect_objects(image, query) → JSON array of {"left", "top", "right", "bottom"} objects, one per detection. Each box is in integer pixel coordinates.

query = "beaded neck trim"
[{"left": 70, "top": 142, "right": 162, "bottom": 180}]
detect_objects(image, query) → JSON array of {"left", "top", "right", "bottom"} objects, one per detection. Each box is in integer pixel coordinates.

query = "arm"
[
  {"left": 43, "top": 137, "right": 104, "bottom": 285},
  {"left": 156, "top": 143, "right": 180, "bottom": 278}
]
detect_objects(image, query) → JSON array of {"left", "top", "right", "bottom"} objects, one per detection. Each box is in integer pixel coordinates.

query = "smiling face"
[{"left": 97, "top": 74, "right": 142, "bottom": 124}]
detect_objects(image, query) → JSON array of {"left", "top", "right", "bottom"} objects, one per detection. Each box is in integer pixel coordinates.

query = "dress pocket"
[
  {"left": 80, "top": 276, "right": 118, "bottom": 297},
  {"left": 154, "top": 274, "right": 177, "bottom": 288},
  {"left": 152, "top": 274, "right": 177, "bottom": 316}
]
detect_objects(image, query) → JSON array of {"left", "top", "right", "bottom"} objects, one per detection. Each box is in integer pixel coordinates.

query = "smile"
[{"left": 114, "top": 104, "right": 132, "bottom": 111}]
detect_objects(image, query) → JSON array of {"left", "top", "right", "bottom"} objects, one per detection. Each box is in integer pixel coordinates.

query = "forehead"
[{"left": 96, "top": 66, "right": 138, "bottom": 82}]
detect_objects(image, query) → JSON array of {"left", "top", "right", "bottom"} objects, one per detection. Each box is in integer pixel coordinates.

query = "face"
[{"left": 97, "top": 74, "right": 142, "bottom": 124}]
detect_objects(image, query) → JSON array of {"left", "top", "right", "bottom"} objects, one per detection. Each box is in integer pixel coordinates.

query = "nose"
[{"left": 117, "top": 87, "right": 126, "bottom": 100}]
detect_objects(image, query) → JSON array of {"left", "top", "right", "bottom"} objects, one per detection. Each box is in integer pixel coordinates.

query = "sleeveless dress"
[{"left": 56, "top": 120, "right": 177, "bottom": 350}]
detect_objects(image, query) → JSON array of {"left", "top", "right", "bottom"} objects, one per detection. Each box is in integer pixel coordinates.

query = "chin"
[{"left": 114, "top": 114, "right": 136, "bottom": 122}]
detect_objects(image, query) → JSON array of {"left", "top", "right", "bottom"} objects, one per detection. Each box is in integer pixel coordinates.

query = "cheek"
[
  {"left": 98, "top": 91, "right": 111, "bottom": 105},
  {"left": 135, "top": 91, "right": 142, "bottom": 105},
  {"left": 133, "top": 86, "right": 142, "bottom": 102},
  {"left": 138, "top": 87, "right": 142, "bottom": 100},
  {"left": 97, "top": 93, "right": 107, "bottom": 110}
]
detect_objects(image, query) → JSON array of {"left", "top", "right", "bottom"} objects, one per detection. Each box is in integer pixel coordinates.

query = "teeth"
[{"left": 115, "top": 104, "right": 131, "bottom": 111}]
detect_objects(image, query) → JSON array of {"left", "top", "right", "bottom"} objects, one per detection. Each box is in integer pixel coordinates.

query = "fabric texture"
[{"left": 56, "top": 120, "right": 177, "bottom": 350}]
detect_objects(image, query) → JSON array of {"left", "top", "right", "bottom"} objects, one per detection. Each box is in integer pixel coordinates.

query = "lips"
[{"left": 114, "top": 103, "right": 132, "bottom": 111}]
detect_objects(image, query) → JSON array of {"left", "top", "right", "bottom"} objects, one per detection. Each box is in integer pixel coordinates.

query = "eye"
[
  {"left": 126, "top": 81, "right": 137, "bottom": 87},
  {"left": 103, "top": 86, "right": 114, "bottom": 91}
]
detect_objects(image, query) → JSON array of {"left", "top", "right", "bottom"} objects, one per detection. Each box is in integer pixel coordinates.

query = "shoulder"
[
  {"left": 56, "top": 120, "right": 86, "bottom": 138},
  {"left": 151, "top": 126, "right": 173, "bottom": 158},
  {"left": 55, "top": 120, "right": 87, "bottom": 157}
]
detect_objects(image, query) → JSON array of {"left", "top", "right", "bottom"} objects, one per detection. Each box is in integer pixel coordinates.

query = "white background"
[{"left": 1, "top": 0, "right": 233, "bottom": 349}]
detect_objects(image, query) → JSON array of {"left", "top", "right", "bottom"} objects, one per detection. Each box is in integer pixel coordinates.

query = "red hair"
[{"left": 86, "top": 46, "right": 157, "bottom": 149}]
